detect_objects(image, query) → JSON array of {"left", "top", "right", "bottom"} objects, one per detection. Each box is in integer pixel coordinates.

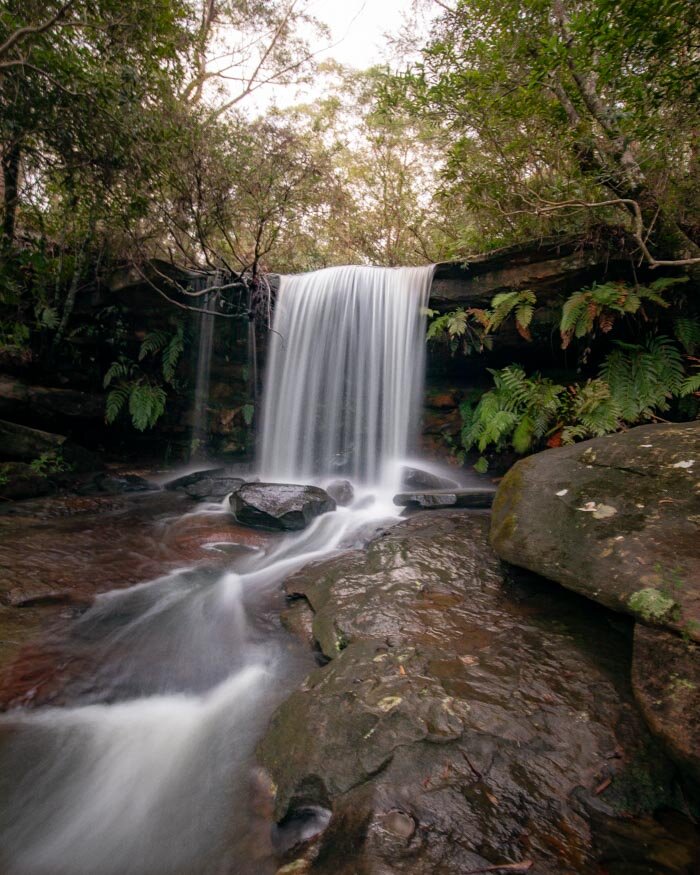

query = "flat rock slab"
[
  {"left": 259, "top": 511, "right": 695, "bottom": 874},
  {"left": 393, "top": 488, "right": 494, "bottom": 509},
  {"left": 230, "top": 483, "right": 335, "bottom": 531},
  {"left": 490, "top": 422, "right": 700, "bottom": 642},
  {"left": 165, "top": 467, "right": 250, "bottom": 501}
]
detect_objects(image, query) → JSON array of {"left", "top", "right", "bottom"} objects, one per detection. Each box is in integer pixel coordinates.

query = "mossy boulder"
[{"left": 490, "top": 422, "right": 700, "bottom": 642}]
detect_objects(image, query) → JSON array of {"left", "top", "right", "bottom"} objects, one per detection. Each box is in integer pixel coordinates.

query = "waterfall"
[
  {"left": 190, "top": 288, "right": 216, "bottom": 460},
  {"left": 259, "top": 265, "right": 434, "bottom": 489}
]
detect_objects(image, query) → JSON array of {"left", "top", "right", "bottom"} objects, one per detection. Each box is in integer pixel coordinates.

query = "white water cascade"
[{"left": 260, "top": 265, "right": 434, "bottom": 490}]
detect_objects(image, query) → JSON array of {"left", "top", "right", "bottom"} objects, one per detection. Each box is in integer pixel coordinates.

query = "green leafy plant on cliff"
[
  {"left": 426, "top": 289, "right": 536, "bottom": 352},
  {"left": 558, "top": 278, "right": 682, "bottom": 348},
  {"left": 460, "top": 366, "right": 565, "bottom": 455},
  {"left": 425, "top": 307, "right": 493, "bottom": 355},
  {"left": 463, "top": 335, "right": 698, "bottom": 463},
  {"left": 103, "top": 322, "right": 186, "bottom": 431},
  {"left": 29, "top": 450, "right": 72, "bottom": 477}
]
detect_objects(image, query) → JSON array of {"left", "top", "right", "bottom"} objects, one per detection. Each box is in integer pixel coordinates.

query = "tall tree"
[{"left": 389, "top": 0, "right": 700, "bottom": 265}]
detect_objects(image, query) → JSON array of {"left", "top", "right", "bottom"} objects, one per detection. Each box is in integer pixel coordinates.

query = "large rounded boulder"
[
  {"left": 230, "top": 482, "right": 336, "bottom": 531},
  {"left": 490, "top": 422, "right": 700, "bottom": 642}
]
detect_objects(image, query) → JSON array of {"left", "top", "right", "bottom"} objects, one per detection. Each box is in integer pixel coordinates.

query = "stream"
[{"left": 0, "top": 488, "right": 405, "bottom": 875}]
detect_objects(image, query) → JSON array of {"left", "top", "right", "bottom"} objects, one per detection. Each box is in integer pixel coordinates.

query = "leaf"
[{"left": 105, "top": 385, "right": 129, "bottom": 423}]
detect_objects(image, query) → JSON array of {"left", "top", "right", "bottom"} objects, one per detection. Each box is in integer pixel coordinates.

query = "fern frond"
[
  {"left": 138, "top": 329, "right": 170, "bottom": 361},
  {"left": 680, "top": 372, "right": 700, "bottom": 396},
  {"left": 105, "top": 385, "right": 130, "bottom": 423},
  {"left": 674, "top": 317, "right": 700, "bottom": 355},
  {"left": 103, "top": 359, "right": 135, "bottom": 388},
  {"left": 162, "top": 325, "right": 185, "bottom": 384},
  {"left": 128, "top": 383, "right": 167, "bottom": 431}
]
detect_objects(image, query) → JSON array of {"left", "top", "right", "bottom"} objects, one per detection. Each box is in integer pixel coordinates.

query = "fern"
[
  {"left": 138, "top": 329, "right": 170, "bottom": 361},
  {"left": 427, "top": 307, "right": 492, "bottom": 355},
  {"left": 461, "top": 366, "right": 564, "bottom": 455},
  {"left": 560, "top": 380, "right": 621, "bottom": 443},
  {"left": 674, "top": 317, "right": 700, "bottom": 355},
  {"left": 600, "top": 336, "right": 686, "bottom": 421},
  {"left": 105, "top": 380, "right": 166, "bottom": 430},
  {"left": 488, "top": 290, "right": 536, "bottom": 340},
  {"left": 128, "top": 383, "right": 167, "bottom": 431},
  {"left": 105, "top": 384, "right": 130, "bottom": 423},
  {"left": 103, "top": 358, "right": 137, "bottom": 388},
  {"left": 560, "top": 280, "right": 675, "bottom": 349},
  {"left": 680, "top": 371, "right": 700, "bottom": 396},
  {"left": 162, "top": 324, "right": 185, "bottom": 384}
]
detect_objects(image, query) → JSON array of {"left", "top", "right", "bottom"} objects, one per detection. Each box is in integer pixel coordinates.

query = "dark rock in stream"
[
  {"left": 394, "top": 488, "right": 494, "bottom": 509},
  {"left": 260, "top": 511, "right": 699, "bottom": 874},
  {"left": 165, "top": 467, "right": 249, "bottom": 501},
  {"left": 325, "top": 479, "right": 354, "bottom": 507},
  {"left": 0, "top": 462, "right": 53, "bottom": 501},
  {"left": 230, "top": 483, "right": 335, "bottom": 531},
  {"left": 400, "top": 465, "right": 457, "bottom": 490}
]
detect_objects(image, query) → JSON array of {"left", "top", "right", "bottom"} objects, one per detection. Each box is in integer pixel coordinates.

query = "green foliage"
[
  {"left": 427, "top": 289, "right": 537, "bottom": 353},
  {"left": 559, "top": 279, "right": 683, "bottom": 348},
  {"left": 106, "top": 380, "right": 166, "bottom": 431},
  {"left": 138, "top": 323, "right": 185, "bottom": 384},
  {"left": 461, "top": 329, "right": 697, "bottom": 458},
  {"left": 489, "top": 290, "right": 536, "bottom": 340},
  {"left": 674, "top": 317, "right": 700, "bottom": 355},
  {"left": 102, "top": 322, "right": 186, "bottom": 431},
  {"left": 242, "top": 404, "right": 255, "bottom": 426},
  {"left": 29, "top": 450, "right": 72, "bottom": 477},
  {"left": 426, "top": 307, "right": 492, "bottom": 355},
  {"left": 0, "top": 320, "right": 30, "bottom": 349},
  {"left": 388, "top": 0, "right": 700, "bottom": 259},
  {"left": 560, "top": 380, "right": 622, "bottom": 444},
  {"left": 600, "top": 336, "right": 687, "bottom": 420},
  {"left": 461, "top": 366, "right": 565, "bottom": 455},
  {"left": 128, "top": 384, "right": 168, "bottom": 432}
]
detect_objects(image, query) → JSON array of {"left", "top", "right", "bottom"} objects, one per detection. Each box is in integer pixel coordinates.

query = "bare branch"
[
  {"left": 513, "top": 194, "right": 700, "bottom": 268},
  {"left": 0, "top": 0, "right": 77, "bottom": 61}
]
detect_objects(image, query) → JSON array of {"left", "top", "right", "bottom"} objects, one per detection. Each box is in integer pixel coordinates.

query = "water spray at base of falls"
[{"left": 0, "top": 263, "right": 436, "bottom": 875}]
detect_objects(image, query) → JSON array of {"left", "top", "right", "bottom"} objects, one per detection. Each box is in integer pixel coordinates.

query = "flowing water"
[
  {"left": 260, "top": 265, "right": 434, "bottom": 488},
  {"left": 190, "top": 286, "right": 217, "bottom": 461},
  {"left": 0, "top": 265, "right": 434, "bottom": 875}
]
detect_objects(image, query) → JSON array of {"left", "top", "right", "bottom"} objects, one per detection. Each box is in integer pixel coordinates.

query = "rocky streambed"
[
  {"left": 0, "top": 431, "right": 698, "bottom": 874},
  {"left": 258, "top": 510, "right": 699, "bottom": 874}
]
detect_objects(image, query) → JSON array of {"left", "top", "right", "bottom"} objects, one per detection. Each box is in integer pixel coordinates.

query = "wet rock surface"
[
  {"left": 632, "top": 624, "right": 700, "bottom": 785},
  {"left": 164, "top": 466, "right": 251, "bottom": 500},
  {"left": 394, "top": 488, "right": 494, "bottom": 509},
  {"left": 0, "top": 461, "right": 53, "bottom": 500},
  {"left": 490, "top": 422, "right": 700, "bottom": 642},
  {"left": 231, "top": 483, "right": 336, "bottom": 531},
  {"left": 261, "top": 510, "right": 699, "bottom": 874},
  {"left": 325, "top": 479, "right": 354, "bottom": 507},
  {"left": 400, "top": 466, "right": 457, "bottom": 490}
]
